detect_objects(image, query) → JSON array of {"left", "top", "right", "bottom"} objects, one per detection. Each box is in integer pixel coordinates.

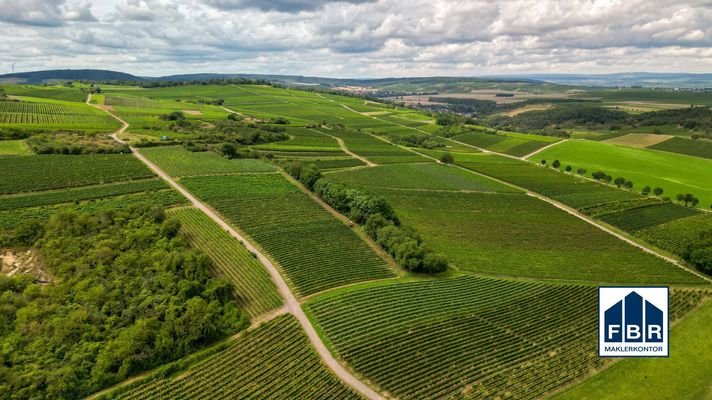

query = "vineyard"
[
  {"left": 325, "top": 162, "right": 518, "bottom": 192},
  {"left": 109, "top": 315, "right": 361, "bottom": 400},
  {"left": 306, "top": 276, "right": 708, "bottom": 400},
  {"left": 452, "top": 130, "right": 560, "bottom": 157},
  {"left": 0, "top": 154, "right": 155, "bottom": 194},
  {"left": 597, "top": 202, "right": 699, "bottom": 233},
  {"left": 0, "top": 179, "right": 167, "bottom": 211},
  {"left": 140, "top": 146, "right": 276, "bottom": 177},
  {"left": 166, "top": 207, "right": 283, "bottom": 318},
  {"left": 1, "top": 85, "right": 87, "bottom": 102},
  {"left": 320, "top": 128, "right": 427, "bottom": 164},
  {"left": 181, "top": 173, "right": 394, "bottom": 297},
  {"left": 370, "top": 188, "right": 699, "bottom": 283},
  {"left": 649, "top": 136, "right": 712, "bottom": 160},
  {"left": 0, "top": 99, "right": 120, "bottom": 131},
  {"left": 104, "top": 95, "right": 164, "bottom": 108},
  {"left": 637, "top": 213, "right": 712, "bottom": 255}
]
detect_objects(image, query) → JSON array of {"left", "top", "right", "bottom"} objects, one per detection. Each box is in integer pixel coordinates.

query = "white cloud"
[{"left": 0, "top": 0, "right": 710, "bottom": 76}]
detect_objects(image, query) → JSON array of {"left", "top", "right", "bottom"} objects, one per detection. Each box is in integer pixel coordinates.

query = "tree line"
[{"left": 284, "top": 162, "right": 448, "bottom": 274}]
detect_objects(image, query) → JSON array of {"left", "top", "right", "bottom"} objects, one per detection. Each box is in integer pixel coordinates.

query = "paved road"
[{"left": 92, "top": 95, "right": 384, "bottom": 400}]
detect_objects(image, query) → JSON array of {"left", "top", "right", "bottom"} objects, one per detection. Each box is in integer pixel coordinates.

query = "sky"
[{"left": 1, "top": 0, "right": 711, "bottom": 78}]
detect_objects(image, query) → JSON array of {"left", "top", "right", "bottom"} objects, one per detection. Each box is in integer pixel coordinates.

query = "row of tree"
[{"left": 284, "top": 162, "right": 448, "bottom": 274}]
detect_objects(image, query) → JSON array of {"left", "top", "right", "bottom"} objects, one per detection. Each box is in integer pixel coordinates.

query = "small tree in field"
[
  {"left": 577, "top": 168, "right": 587, "bottom": 176},
  {"left": 592, "top": 171, "right": 606, "bottom": 180},
  {"left": 552, "top": 160, "right": 561, "bottom": 169},
  {"left": 540, "top": 159, "right": 547, "bottom": 166},
  {"left": 439, "top": 152, "right": 454, "bottom": 164},
  {"left": 614, "top": 177, "right": 626, "bottom": 188},
  {"left": 565, "top": 165, "right": 572, "bottom": 172},
  {"left": 603, "top": 175, "right": 612, "bottom": 183},
  {"left": 653, "top": 187, "right": 664, "bottom": 196},
  {"left": 624, "top": 180, "right": 634, "bottom": 190},
  {"left": 642, "top": 185, "right": 651, "bottom": 196}
]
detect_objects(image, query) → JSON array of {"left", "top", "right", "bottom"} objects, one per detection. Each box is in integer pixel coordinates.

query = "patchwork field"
[
  {"left": 603, "top": 133, "right": 673, "bottom": 148},
  {"left": 451, "top": 130, "right": 561, "bottom": 157},
  {"left": 109, "top": 315, "right": 360, "bottom": 400},
  {"left": 0, "top": 97, "right": 121, "bottom": 132},
  {"left": 181, "top": 173, "right": 395, "bottom": 296},
  {"left": 306, "top": 276, "right": 708, "bottom": 400},
  {"left": 530, "top": 140, "right": 712, "bottom": 207},
  {"left": 648, "top": 136, "right": 712, "bottom": 159}
]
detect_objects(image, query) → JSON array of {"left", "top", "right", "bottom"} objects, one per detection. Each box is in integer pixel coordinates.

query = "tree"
[
  {"left": 641, "top": 185, "right": 651, "bottom": 195},
  {"left": 565, "top": 165, "right": 572, "bottom": 172},
  {"left": 226, "top": 113, "right": 240, "bottom": 121},
  {"left": 439, "top": 152, "right": 454, "bottom": 164},
  {"left": 298, "top": 164, "right": 322, "bottom": 190},
  {"left": 614, "top": 177, "right": 626, "bottom": 188},
  {"left": 591, "top": 171, "right": 606, "bottom": 180},
  {"left": 653, "top": 187, "right": 664, "bottom": 196},
  {"left": 624, "top": 180, "right": 634, "bottom": 190},
  {"left": 220, "top": 143, "right": 237, "bottom": 159},
  {"left": 676, "top": 193, "right": 685, "bottom": 203},
  {"left": 691, "top": 197, "right": 700, "bottom": 207},
  {"left": 540, "top": 159, "right": 547, "bottom": 166},
  {"left": 552, "top": 160, "right": 561, "bottom": 169},
  {"left": 603, "top": 175, "right": 612, "bottom": 183},
  {"left": 576, "top": 168, "right": 587, "bottom": 176}
]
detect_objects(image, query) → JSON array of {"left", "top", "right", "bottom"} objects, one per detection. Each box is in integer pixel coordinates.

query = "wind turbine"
[{"left": 11, "top": 64, "right": 15, "bottom": 73}]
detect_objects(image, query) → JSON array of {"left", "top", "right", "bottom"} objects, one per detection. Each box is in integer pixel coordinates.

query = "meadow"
[
  {"left": 181, "top": 173, "right": 394, "bottom": 297},
  {"left": 530, "top": 140, "right": 712, "bottom": 207},
  {"left": 306, "top": 276, "right": 708, "bottom": 400},
  {"left": 108, "top": 315, "right": 360, "bottom": 400},
  {"left": 0, "top": 139, "right": 31, "bottom": 155},
  {"left": 140, "top": 146, "right": 276, "bottom": 177}
]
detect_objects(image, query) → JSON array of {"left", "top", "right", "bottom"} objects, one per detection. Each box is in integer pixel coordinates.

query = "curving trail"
[
  {"left": 310, "top": 128, "right": 377, "bottom": 167},
  {"left": 89, "top": 94, "right": 384, "bottom": 400}
]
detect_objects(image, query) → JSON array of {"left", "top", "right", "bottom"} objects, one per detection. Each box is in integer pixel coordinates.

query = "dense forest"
[{"left": 0, "top": 205, "right": 246, "bottom": 399}]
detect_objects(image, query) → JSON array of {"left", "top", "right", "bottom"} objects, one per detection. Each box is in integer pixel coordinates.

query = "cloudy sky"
[{"left": 1, "top": 0, "right": 711, "bottom": 78}]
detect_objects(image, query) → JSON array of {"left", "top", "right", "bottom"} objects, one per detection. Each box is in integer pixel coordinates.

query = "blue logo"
[{"left": 599, "top": 287, "right": 668, "bottom": 357}]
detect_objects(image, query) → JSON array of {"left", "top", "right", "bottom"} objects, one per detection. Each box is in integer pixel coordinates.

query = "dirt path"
[
  {"left": 521, "top": 139, "right": 568, "bottom": 160},
  {"left": 310, "top": 128, "right": 377, "bottom": 167},
  {"left": 92, "top": 98, "right": 384, "bottom": 400},
  {"left": 336, "top": 101, "right": 711, "bottom": 284}
]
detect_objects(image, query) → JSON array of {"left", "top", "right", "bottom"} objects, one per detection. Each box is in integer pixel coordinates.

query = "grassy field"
[
  {"left": 556, "top": 298, "right": 712, "bottom": 400},
  {"left": 140, "top": 146, "right": 276, "bottom": 177},
  {"left": 451, "top": 130, "right": 560, "bottom": 156},
  {"left": 576, "top": 88, "right": 712, "bottom": 107},
  {"left": 530, "top": 140, "right": 712, "bottom": 208},
  {"left": 0, "top": 154, "right": 154, "bottom": 194},
  {"left": 1, "top": 84, "right": 87, "bottom": 102},
  {"left": 181, "top": 173, "right": 394, "bottom": 297},
  {"left": 108, "top": 315, "right": 360, "bottom": 400},
  {"left": 166, "top": 207, "right": 283, "bottom": 318},
  {"left": 603, "top": 133, "right": 673, "bottom": 148},
  {"left": 0, "top": 139, "right": 31, "bottom": 155},
  {"left": 306, "top": 276, "right": 708, "bottom": 400}
]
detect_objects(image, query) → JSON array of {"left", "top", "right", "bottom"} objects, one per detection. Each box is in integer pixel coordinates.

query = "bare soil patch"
[
  {"left": 499, "top": 104, "right": 553, "bottom": 116},
  {"left": 182, "top": 109, "right": 203, "bottom": 115},
  {"left": 1, "top": 249, "right": 52, "bottom": 283}
]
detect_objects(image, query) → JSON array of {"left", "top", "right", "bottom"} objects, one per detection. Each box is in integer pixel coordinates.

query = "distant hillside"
[{"left": 0, "top": 69, "right": 140, "bottom": 83}]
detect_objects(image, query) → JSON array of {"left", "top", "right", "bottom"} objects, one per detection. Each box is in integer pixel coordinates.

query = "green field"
[
  {"left": 360, "top": 188, "right": 700, "bottom": 283},
  {"left": 140, "top": 146, "right": 276, "bottom": 177},
  {"left": 306, "top": 276, "right": 708, "bottom": 400},
  {"left": 166, "top": 207, "right": 282, "bottom": 318},
  {"left": 597, "top": 202, "right": 699, "bottom": 233},
  {"left": 638, "top": 213, "right": 712, "bottom": 256},
  {"left": 557, "top": 298, "right": 712, "bottom": 400},
  {"left": 0, "top": 139, "right": 31, "bottom": 155},
  {"left": 325, "top": 162, "right": 519, "bottom": 192},
  {"left": 1, "top": 84, "right": 87, "bottom": 102},
  {"left": 649, "top": 136, "right": 712, "bottom": 160},
  {"left": 452, "top": 130, "right": 560, "bottom": 156},
  {"left": 323, "top": 128, "right": 427, "bottom": 164},
  {"left": 181, "top": 173, "right": 394, "bottom": 296},
  {"left": 0, "top": 154, "right": 154, "bottom": 194},
  {"left": 530, "top": 140, "right": 712, "bottom": 208},
  {"left": 0, "top": 97, "right": 121, "bottom": 132}
]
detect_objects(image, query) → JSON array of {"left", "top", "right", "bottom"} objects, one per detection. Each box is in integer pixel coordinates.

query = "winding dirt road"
[{"left": 89, "top": 95, "right": 384, "bottom": 400}]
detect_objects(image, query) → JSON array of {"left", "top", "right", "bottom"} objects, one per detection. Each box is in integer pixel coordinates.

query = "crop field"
[
  {"left": 648, "top": 136, "right": 712, "bottom": 159},
  {"left": 326, "top": 162, "right": 518, "bottom": 192},
  {"left": 320, "top": 128, "right": 427, "bottom": 164},
  {"left": 575, "top": 88, "right": 712, "bottom": 107},
  {"left": 252, "top": 127, "right": 341, "bottom": 153},
  {"left": 166, "top": 207, "right": 282, "bottom": 317},
  {"left": 456, "top": 154, "right": 642, "bottom": 209},
  {"left": 0, "top": 97, "right": 121, "bottom": 132},
  {"left": 603, "top": 133, "right": 673, "bottom": 148},
  {"left": 111, "top": 315, "right": 360, "bottom": 400},
  {"left": 369, "top": 188, "right": 699, "bottom": 283},
  {"left": 0, "top": 188, "right": 186, "bottom": 229},
  {"left": 597, "top": 202, "right": 699, "bottom": 233},
  {"left": 140, "top": 146, "right": 276, "bottom": 177},
  {"left": 452, "top": 130, "right": 560, "bottom": 156},
  {"left": 0, "top": 179, "right": 167, "bottom": 211},
  {"left": 0, "top": 139, "right": 32, "bottom": 155},
  {"left": 1, "top": 84, "right": 87, "bottom": 102},
  {"left": 306, "top": 276, "right": 708, "bottom": 400},
  {"left": 181, "top": 174, "right": 394, "bottom": 297},
  {"left": 530, "top": 140, "right": 712, "bottom": 207},
  {"left": 0, "top": 154, "right": 154, "bottom": 194},
  {"left": 637, "top": 214, "right": 712, "bottom": 255}
]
